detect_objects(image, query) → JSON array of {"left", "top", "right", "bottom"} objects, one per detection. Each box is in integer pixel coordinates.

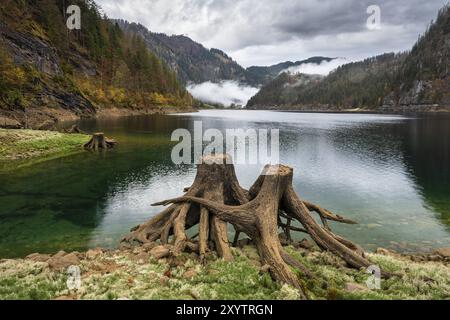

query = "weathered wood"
[
  {"left": 84, "top": 132, "right": 116, "bottom": 150},
  {"left": 120, "top": 154, "right": 382, "bottom": 297}
]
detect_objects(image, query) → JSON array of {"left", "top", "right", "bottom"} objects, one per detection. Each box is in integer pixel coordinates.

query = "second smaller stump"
[{"left": 84, "top": 132, "right": 116, "bottom": 151}]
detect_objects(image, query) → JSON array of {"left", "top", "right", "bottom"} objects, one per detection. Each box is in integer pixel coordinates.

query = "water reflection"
[{"left": 0, "top": 110, "right": 449, "bottom": 257}]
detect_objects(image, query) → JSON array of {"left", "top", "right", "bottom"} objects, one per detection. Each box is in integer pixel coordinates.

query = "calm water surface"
[{"left": 0, "top": 110, "right": 449, "bottom": 258}]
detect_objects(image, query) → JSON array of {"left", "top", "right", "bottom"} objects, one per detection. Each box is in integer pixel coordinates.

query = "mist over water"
[
  {"left": 187, "top": 81, "right": 260, "bottom": 107},
  {"left": 282, "top": 58, "right": 348, "bottom": 75}
]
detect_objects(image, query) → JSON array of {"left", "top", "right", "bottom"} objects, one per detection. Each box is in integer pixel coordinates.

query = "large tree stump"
[
  {"left": 84, "top": 132, "right": 116, "bottom": 150},
  {"left": 121, "top": 154, "right": 248, "bottom": 262},
  {"left": 121, "top": 154, "right": 381, "bottom": 298}
]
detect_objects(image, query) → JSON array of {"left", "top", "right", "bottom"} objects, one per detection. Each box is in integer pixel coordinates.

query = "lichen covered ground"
[{"left": 0, "top": 245, "right": 448, "bottom": 300}]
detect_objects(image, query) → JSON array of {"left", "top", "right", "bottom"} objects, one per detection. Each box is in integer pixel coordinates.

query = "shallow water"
[{"left": 0, "top": 110, "right": 449, "bottom": 258}]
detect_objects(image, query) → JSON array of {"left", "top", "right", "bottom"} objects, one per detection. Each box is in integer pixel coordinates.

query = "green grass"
[
  {"left": 0, "top": 129, "right": 90, "bottom": 172},
  {"left": 0, "top": 246, "right": 448, "bottom": 300}
]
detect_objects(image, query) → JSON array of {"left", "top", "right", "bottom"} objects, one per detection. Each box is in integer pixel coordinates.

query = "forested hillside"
[
  {"left": 246, "top": 57, "right": 333, "bottom": 86},
  {"left": 113, "top": 21, "right": 334, "bottom": 87},
  {"left": 248, "top": 5, "right": 450, "bottom": 111},
  {"left": 115, "top": 20, "right": 256, "bottom": 85},
  {"left": 0, "top": 0, "right": 192, "bottom": 129},
  {"left": 384, "top": 5, "right": 450, "bottom": 110},
  {"left": 247, "top": 53, "right": 405, "bottom": 109},
  {"left": 246, "top": 73, "right": 324, "bottom": 108}
]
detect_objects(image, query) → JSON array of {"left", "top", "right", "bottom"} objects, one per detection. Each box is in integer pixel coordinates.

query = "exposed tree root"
[
  {"left": 121, "top": 154, "right": 382, "bottom": 298},
  {"left": 64, "top": 125, "right": 85, "bottom": 134},
  {"left": 84, "top": 132, "right": 116, "bottom": 150}
]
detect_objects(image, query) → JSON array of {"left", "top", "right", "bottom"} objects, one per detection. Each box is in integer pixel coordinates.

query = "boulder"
[
  {"left": 25, "top": 253, "right": 51, "bottom": 262},
  {"left": 183, "top": 268, "right": 198, "bottom": 279},
  {"left": 48, "top": 252, "right": 80, "bottom": 270},
  {"left": 434, "top": 248, "right": 450, "bottom": 259},
  {"left": 150, "top": 245, "right": 170, "bottom": 259},
  {"left": 142, "top": 242, "right": 158, "bottom": 252},
  {"left": 53, "top": 251, "right": 67, "bottom": 259},
  {"left": 132, "top": 252, "right": 150, "bottom": 264},
  {"left": 86, "top": 248, "right": 103, "bottom": 260},
  {"left": 0, "top": 116, "right": 21, "bottom": 129}
]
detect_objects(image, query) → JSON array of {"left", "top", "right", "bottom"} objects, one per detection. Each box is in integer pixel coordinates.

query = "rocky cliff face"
[
  {"left": 0, "top": 20, "right": 96, "bottom": 129},
  {"left": 381, "top": 5, "right": 450, "bottom": 112},
  {"left": 0, "top": 0, "right": 192, "bottom": 129},
  {"left": 0, "top": 22, "right": 61, "bottom": 76}
]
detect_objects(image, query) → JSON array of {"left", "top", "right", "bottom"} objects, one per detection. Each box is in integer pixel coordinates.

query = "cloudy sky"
[{"left": 96, "top": 0, "right": 448, "bottom": 67}]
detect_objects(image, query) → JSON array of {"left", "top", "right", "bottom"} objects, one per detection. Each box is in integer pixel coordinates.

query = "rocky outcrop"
[
  {"left": 0, "top": 21, "right": 61, "bottom": 75},
  {"left": 0, "top": 20, "right": 96, "bottom": 129}
]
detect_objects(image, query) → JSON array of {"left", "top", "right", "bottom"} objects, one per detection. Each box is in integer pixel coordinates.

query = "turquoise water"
[{"left": 0, "top": 110, "right": 449, "bottom": 258}]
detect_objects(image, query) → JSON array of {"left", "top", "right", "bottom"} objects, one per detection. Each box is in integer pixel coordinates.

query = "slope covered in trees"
[
  {"left": 384, "top": 5, "right": 450, "bottom": 109},
  {"left": 115, "top": 20, "right": 256, "bottom": 85},
  {"left": 248, "top": 53, "right": 405, "bottom": 109},
  {"left": 246, "top": 57, "right": 333, "bottom": 86},
  {"left": 0, "top": 0, "right": 192, "bottom": 129},
  {"left": 248, "top": 5, "right": 450, "bottom": 111},
  {"left": 114, "top": 21, "right": 334, "bottom": 87}
]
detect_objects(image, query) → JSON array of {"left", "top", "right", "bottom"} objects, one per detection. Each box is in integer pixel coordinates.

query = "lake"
[{"left": 0, "top": 110, "right": 449, "bottom": 258}]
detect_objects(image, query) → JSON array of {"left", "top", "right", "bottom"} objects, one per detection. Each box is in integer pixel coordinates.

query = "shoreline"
[
  {"left": 0, "top": 129, "right": 91, "bottom": 173},
  {"left": 0, "top": 106, "right": 198, "bottom": 173},
  {"left": 0, "top": 105, "right": 198, "bottom": 130},
  {"left": 1, "top": 244, "right": 448, "bottom": 300},
  {"left": 245, "top": 106, "right": 450, "bottom": 115}
]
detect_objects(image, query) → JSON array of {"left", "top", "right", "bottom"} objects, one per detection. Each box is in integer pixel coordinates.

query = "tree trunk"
[
  {"left": 84, "top": 133, "right": 116, "bottom": 150},
  {"left": 121, "top": 154, "right": 383, "bottom": 298}
]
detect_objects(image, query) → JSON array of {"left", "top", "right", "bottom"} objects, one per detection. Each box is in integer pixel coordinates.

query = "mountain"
[
  {"left": 0, "top": 0, "right": 192, "bottom": 129},
  {"left": 246, "top": 57, "right": 334, "bottom": 86},
  {"left": 247, "top": 73, "right": 324, "bottom": 108},
  {"left": 248, "top": 53, "right": 406, "bottom": 109},
  {"left": 115, "top": 20, "right": 335, "bottom": 88},
  {"left": 383, "top": 5, "right": 450, "bottom": 111},
  {"left": 248, "top": 5, "right": 450, "bottom": 112},
  {"left": 114, "top": 20, "right": 257, "bottom": 85}
]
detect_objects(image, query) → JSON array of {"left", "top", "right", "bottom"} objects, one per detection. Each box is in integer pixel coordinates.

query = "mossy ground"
[
  {"left": 0, "top": 129, "right": 90, "bottom": 172},
  {"left": 0, "top": 245, "right": 448, "bottom": 300}
]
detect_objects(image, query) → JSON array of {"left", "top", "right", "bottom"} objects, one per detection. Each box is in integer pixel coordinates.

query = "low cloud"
[
  {"left": 187, "top": 81, "right": 259, "bottom": 107},
  {"left": 97, "top": 0, "right": 445, "bottom": 66},
  {"left": 283, "top": 58, "right": 348, "bottom": 76}
]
